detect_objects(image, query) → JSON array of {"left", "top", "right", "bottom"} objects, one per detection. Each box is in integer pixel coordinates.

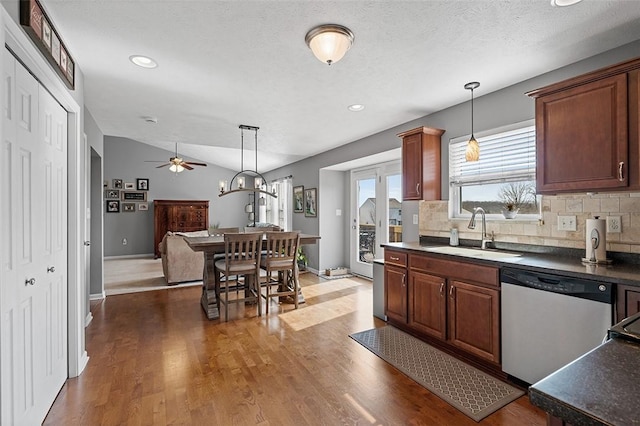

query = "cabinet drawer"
[
  {"left": 385, "top": 250, "right": 407, "bottom": 267},
  {"left": 409, "top": 254, "right": 498, "bottom": 287}
]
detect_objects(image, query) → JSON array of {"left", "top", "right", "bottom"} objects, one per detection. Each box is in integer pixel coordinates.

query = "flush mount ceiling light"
[
  {"left": 348, "top": 104, "right": 365, "bottom": 112},
  {"left": 550, "top": 0, "right": 583, "bottom": 6},
  {"left": 305, "top": 24, "right": 354, "bottom": 65},
  {"left": 129, "top": 55, "right": 158, "bottom": 69},
  {"left": 464, "top": 81, "right": 480, "bottom": 162}
]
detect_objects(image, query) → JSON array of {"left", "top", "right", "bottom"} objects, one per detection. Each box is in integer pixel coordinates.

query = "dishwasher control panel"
[{"left": 501, "top": 268, "right": 612, "bottom": 303}]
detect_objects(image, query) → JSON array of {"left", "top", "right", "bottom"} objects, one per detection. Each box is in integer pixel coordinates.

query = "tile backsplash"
[{"left": 419, "top": 192, "right": 640, "bottom": 254}]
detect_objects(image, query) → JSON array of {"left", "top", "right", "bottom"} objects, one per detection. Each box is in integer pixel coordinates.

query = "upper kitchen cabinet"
[
  {"left": 398, "top": 126, "right": 445, "bottom": 200},
  {"left": 527, "top": 56, "right": 640, "bottom": 194}
]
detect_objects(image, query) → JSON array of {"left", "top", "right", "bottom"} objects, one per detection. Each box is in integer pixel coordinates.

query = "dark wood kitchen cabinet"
[
  {"left": 153, "top": 200, "right": 209, "bottom": 258},
  {"left": 408, "top": 271, "right": 447, "bottom": 340},
  {"left": 616, "top": 284, "right": 640, "bottom": 322},
  {"left": 449, "top": 280, "right": 500, "bottom": 364},
  {"left": 398, "top": 126, "right": 445, "bottom": 200},
  {"left": 384, "top": 249, "right": 500, "bottom": 367},
  {"left": 384, "top": 250, "right": 408, "bottom": 323},
  {"left": 527, "top": 56, "right": 640, "bottom": 194}
]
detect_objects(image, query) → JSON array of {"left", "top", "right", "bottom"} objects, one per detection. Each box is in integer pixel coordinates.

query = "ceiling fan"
[{"left": 146, "top": 143, "right": 207, "bottom": 172}]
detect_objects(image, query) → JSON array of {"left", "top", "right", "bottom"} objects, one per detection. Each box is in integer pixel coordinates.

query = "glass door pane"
[
  {"left": 351, "top": 171, "right": 376, "bottom": 277},
  {"left": 387, "top": 173, "right": 402, "bottom": 243}
]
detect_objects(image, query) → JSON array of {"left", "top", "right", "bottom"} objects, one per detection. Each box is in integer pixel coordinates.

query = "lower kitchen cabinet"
[
  {"left": 616, "top": 284, "right": 640, "bottom": 322},
  {"left": 449, "top": 280, "right": 500, "bottom": 364},
  {"left": 384, "top": 264, "right": 407, "bottom": 323},
  {"left": 409, "top": 271, "right": 447, "bottom": 340},
  {"left": 384, "top": 250, "right": 501, "bottom": 369}
]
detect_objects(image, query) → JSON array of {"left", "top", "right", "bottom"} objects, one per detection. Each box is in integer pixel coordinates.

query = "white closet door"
[{"left": 1, "top": 50, "right": 68, "bottom": 426}]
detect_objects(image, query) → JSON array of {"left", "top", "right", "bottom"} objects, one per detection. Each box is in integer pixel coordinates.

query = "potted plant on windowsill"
[{"left": 499, "top": 182, "right": 536, "bottom": 219}]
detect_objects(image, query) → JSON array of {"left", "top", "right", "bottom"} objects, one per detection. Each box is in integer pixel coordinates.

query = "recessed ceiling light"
[
  {"left": 550, "top": 0, "right": 583, "bottom": 6},
  {"left": 129, "top": 55, "right": 158, "bottom": 69},
  {"left": 348, "top": 104, "right": 365, "bottom": 112}
]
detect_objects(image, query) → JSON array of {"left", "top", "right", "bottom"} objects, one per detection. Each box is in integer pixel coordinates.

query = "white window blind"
[{"left": 450, "top": 122, "right": 536, "bottom": 186}]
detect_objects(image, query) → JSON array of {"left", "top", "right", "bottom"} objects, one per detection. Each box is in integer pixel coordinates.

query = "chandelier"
[
  {"left": 464, "top": 82, "right": 480, "bottom": 162},
  {"left": 218, "top": 125, "right": 277, "bottom": 198}
]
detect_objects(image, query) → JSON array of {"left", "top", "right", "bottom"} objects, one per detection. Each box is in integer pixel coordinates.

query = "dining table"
[{"left": 184, "top": 233, "right": 321, "bottom": 320}]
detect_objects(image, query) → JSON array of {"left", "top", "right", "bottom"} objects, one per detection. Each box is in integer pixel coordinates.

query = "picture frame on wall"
[
  {"left": 105, "top": 189, "right": 120, "bottom": 199},
  {"left": 304, "top": 188, "right": 317, "bottom": 217},
  {"left": 124, "top": 182, "right": 135, "bottom": 190},
  {"left": 122, "top": 191, "right": 147, "bottom": 201},
  {"left": 138, "top": 203, "right": 149, "bottom": 211},
  {"left": 106, "top": 200, "right": 120, "bottom": 213},
  {"left": 136, "top": 178, "right": 149, "bottom": 191},
  {"left": 122, "top": 203, "right": 136, "bottom": 212},
  {"left": 293, "top": 185, "right": 304, "bottom": 213},
  {"left": 112, "top": 179, "right": 123, "bottom": 189}
]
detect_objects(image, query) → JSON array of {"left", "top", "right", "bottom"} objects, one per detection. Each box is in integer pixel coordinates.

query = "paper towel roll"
[{"left": 586, "top": 218, "right": 607, "bottom": 261}]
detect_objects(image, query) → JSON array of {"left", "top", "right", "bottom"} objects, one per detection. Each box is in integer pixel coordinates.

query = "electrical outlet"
[
  {"left": 606, "top": 216, "right": 622, "bottom": 233},
  {"left": 557, "top": 215, "right": 577, "bottom": 231},
  {"left": 413, "top": 214, "right": 419, "bottom": 225}
]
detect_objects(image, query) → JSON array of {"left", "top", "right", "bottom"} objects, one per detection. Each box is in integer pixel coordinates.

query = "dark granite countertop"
[
  {"left": 381, "top": 240, "right": 640, "bottom": 288},
  {"left": 528, "top": 338, "right": 640, "bottom": 426}
]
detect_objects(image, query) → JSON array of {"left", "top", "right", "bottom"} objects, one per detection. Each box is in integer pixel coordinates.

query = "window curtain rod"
[{"left": 270, "top": 174, "right": 293, "bottom": 183}]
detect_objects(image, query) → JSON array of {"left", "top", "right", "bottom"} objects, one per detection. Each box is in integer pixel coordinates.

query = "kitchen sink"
[{"left": 424, "top": 246, "right": 523, "bottom": 260}]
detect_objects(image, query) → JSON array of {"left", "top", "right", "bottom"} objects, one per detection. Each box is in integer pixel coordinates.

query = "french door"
[{"left": 350, "top": 162, "right": 402, "bottom": 278}]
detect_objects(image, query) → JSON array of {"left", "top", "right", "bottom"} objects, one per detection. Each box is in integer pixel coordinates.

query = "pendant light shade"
[
  {"left": 305, "top": 24, "right": 354, "bottom": 65},
  {"left": 464, "top": 82, "right": 480, "bottom": 162}
]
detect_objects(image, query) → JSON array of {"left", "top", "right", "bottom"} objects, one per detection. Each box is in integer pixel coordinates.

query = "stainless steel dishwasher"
[{"left": 501, "top": 268, "right": 613, "bottom": 385}]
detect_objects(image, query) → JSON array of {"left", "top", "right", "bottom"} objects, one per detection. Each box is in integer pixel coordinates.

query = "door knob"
[
  {"left": 25, "top": 278, "right": 36, "bottom": 286},
  {"left": 47, "top": 266, "right": 55, "bottom": 273},
  {"left": 84, "top": 241, "right": 91, "bottom": 246}
]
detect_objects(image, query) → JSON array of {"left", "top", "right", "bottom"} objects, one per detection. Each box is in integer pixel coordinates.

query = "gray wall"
[
  {"left": 86, "top": 108, "right": 104, "bottom": 299},
  {"left": 264, "top": 39, "right": 640, "bottom": 271},
  {"left": 103, "top": 136, "right": 246, "bottom": 256},
  {"left": 318, "top": 169, "right": 346, "bottom": 270}
]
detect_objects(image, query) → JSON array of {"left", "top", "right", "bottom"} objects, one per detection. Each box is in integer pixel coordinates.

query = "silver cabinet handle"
[
  {"left": 415, "top": 183, "right": 420, "bottom": 195},
  {"left": 440, "top": 283, "right": 444, "bottom": 296},
  {"left": 449, "top": 285, "right": 454, "bottom": 299},
  {"left": 47, "top": 266, "right": 55, "bottom": 273},
  {"left": 402, "top": 274, "right": 406, "bottom": 286},
  {"left": 390, "top": 256, "right": 400, "bottom": 261},
  {"left": 618, "top": 161, "right": 625, "bottom": 181},
  {"left": 25, "top": 278, "right": 35, "bottom": 286}
]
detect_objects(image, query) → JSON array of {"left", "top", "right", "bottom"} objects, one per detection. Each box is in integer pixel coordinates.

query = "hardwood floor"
[{"left": 45, "top": 273, "right": 545, "bottom": 425}]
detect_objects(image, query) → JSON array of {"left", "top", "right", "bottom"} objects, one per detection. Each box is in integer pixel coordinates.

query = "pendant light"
[
  {"left": 305, "top": 24, "right": 354, "bottom": 65},
  {"left": 464, "top": 82, "right": 480, "bottom": 162}
]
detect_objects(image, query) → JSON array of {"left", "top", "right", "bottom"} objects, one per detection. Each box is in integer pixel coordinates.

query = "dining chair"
[
  {"left": 214, "top": 232, "right": 262, "bottom": 321},
  {"left": 259, "top": 231, "right": 300, "bottom": 313}
]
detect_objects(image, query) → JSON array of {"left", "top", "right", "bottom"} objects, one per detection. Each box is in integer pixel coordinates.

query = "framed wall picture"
[
  {"left": 122, "top": 203, "right": 136, "bottom": 212},
  {"left": 105, "top": 189, "right": 120, "bottom": 199},
  {"left": 106, "top": 200, "right": 120, "bottom": 213},
  {"left": 124, "top": 182, "right": 135, "bottom": 189},
  {"left": 122, "top": 191, "right": 147, "bottom": 201},
  {"left": 138, "top": 203, "right": 149, "bottom": 211},
  {"left": 137, "top": 178, "right": 149, "bottom": 191},
  {"left": 304, "top": 188, "right": 317, "bottom": 217},
  {"left": 112, "top": 179, "right": 123, "bottom": 189},
  {"left": 293, "top": 185, "right": 304, "bottom": 213}
]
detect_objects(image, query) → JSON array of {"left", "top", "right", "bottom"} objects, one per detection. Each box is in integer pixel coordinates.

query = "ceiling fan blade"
[
  {"left": 181, "top": 163, "right": 194, "bottom": 170},
  {"left": 156, "top": 163, "right": 171, "bottom": 168},
  {"left": 184, "top": 162, "right": 207, "bottom": 167}
]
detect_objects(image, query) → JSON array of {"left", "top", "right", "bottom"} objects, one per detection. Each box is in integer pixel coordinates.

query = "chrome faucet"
[{"left": 468, "top": 207, "right": 493, "bottom": 249}]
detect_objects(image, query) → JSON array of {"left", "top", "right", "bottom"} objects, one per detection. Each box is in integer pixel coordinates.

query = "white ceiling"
[{"left": 43, "top": 0, "right": 640, "bottom": 172}]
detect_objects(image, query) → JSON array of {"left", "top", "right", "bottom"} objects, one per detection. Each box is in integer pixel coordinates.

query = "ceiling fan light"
[
  {"left": 305, "top": 24, "right": 354, "bottom": 65},
  {"left": 169, "top": 164, "right": 184, "bottom": 173}
]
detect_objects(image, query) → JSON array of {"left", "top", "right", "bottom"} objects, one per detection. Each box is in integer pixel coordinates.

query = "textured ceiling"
[{"left": 43, "top": 0, "right": 640, "bottom": 172}]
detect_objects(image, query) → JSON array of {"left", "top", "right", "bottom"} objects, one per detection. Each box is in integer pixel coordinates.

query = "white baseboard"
[
  {"left": 104, "top": 253, "right": 155, "bottom": 260},
  {"left": 85, "top": 312, "right": 93, "bottom": 327},
  {"left": 90, "top": 291, "right": 105, "bottom": 300}
]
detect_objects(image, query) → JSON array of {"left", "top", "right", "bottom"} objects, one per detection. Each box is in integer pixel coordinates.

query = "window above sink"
[{"left": 449, "top": 120, "right": 541, "bottom": 221}]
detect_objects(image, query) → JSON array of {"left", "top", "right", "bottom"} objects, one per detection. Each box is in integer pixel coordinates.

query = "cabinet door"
[
  {"left": 448, "top": 280, "right": 500, "bottom": 364},
  {"left": 536, "top": 74, "right": 628, "bottom": 193},
  {"left": 616, "top": 285, "right": 640, "bottom": 322},
  {"left": 409, "top": 271, "right": 447, "bottom": 340},
  {"left": 385, "top": 265, "right": 407, "bottom": 323},
  {"left": 402, "top": 133, "right": 422, "bottom": 200}
]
